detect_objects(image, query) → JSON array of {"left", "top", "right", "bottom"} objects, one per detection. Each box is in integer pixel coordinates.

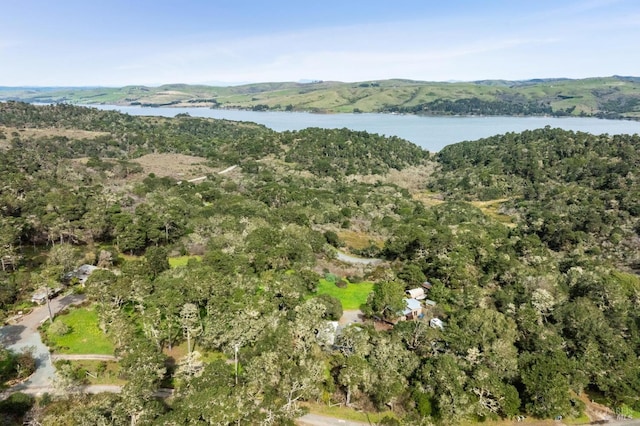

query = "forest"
[{"left": 1, "top": 101, "right": 639, "bottom": 425}]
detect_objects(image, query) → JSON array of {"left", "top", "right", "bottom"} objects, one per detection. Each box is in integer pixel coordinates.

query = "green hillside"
[{"left": 2, "top": 76, "right": 640, "bottom": 119}]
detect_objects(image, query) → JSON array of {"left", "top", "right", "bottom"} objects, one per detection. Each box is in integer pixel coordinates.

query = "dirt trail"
[
  {"left": 335, "top": 251, "right": 382, "bottom": 265},
  {"left": 51, "top": 354, "right": 119, "bottom": 361}
]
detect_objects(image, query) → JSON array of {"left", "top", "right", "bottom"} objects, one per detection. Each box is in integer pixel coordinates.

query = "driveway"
[
  {"left": 339, "top": 310, "right": 364, "bottom": 326},
  {"left": 0, "top": 294, "right": 86, "bottom": 394}
]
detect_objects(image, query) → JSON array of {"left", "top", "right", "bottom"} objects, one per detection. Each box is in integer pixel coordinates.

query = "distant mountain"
[{"left": 1, "top": 76, "right": 639, "bottom": 119}]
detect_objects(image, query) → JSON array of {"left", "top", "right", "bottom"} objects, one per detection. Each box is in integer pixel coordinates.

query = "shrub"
[
  {"left": 325, "top": 273, "right": 337, "bottom": 283},
  {"left": 15, "top": 349, "right": 36, "bottom": 379},
  {"left": 0, "top": 392, "right": 35, "bottom": 417},
  {"left": 315, "top": 294, "right": 343, "bottom": 320},
  {"left": 39, "top": 392, "right": 52, "bottom": 407},
  {"left": 324, "top": 230, "right": 342, "bottom": 247},
  {"left": 336, "top": 278, "right": 348, "bottom": 289},
  {"left": 49, "top": 320, "right": 71, "bottom": 336}
]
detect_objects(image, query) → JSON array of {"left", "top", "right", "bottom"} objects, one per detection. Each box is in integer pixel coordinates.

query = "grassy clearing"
[
  {"left": 163, "top": 340, "right": 227, "bottom": 364},
  {"left": 46, "top": 307, "right": 114, "bottom": 355},
  {"left": 301, "top": 402, "right": 395, "bottom": 423},
  {"left": 412, "top": 191, "right": 445, "bottom": 207},
  {"left": 132, "top": 153, "right": 215, "bottom": 180},
  {"left": 316, "top": 279, "right": 374, "bottom": 310},
  {"left": 336, "top": 230, "right": 383, "bottom": 250},
  {"left": 470, "top": 199, "right": 515, "bottom": 227},
  {"left": 70, "top": 360, "right": 125, "bottom": 386},
  {"left": 119, "top": 253, "right": 141, "bottom": 262},
  {"left": 169, "top": 255, "right": 202, "bottom": 268}
]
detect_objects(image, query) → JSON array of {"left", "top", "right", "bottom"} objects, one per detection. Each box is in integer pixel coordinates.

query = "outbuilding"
[{"left": 406, "top": 287, "right": 427, "bottom": 300}]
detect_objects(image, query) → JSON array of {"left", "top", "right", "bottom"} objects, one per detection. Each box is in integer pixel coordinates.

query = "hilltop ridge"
[{"left": 1, "top": 76, "right": 639, "bottom": 119}]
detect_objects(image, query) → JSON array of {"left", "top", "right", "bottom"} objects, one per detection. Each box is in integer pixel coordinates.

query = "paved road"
[{"left": 0, "top": 294, "right": 85, "bottom": 394}]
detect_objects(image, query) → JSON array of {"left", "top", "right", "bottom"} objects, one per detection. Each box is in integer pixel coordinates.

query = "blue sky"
[{"left": 0, "top": 0, "right": 638, "bottom": 86}]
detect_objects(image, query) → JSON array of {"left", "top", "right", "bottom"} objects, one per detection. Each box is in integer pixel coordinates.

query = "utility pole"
[
  {"left": 234, "top": 343, "right": 239, "bottom": 385},
  {"left": 45, "top": 287, "right": 54, "bottom": 323}
]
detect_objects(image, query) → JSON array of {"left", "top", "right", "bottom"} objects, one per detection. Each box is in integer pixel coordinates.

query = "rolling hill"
[{"left": 2, "top": 76, "right": 640, "bottom": 119}]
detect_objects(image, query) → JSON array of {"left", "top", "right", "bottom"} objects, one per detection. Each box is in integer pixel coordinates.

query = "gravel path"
[
  {"left": 334, "top": 251, "right": 383, "bottom": 265},
  {"left": 296, "top": 413, "right": 370, "bottom": 426},
  {"left": 51, "top": 354, "right": 119, "bottom": 361}
]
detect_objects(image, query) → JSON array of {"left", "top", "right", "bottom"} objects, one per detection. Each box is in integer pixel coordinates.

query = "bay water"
[{"left": 94, "top": 105, "right": 640, "bottom": 152}]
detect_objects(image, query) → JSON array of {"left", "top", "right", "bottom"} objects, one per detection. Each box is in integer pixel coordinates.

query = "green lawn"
[
  {"left": 302, "top": 402, "right": 395, "bottom": 423},
  {"left": 168, "top": 255, "right": 202, "bottom": 268},
  {"left": 46, "top": 307, "right": 114, "bottom": 355},
  {"left": 316, "top": 279, "right": 374, "bottom": 310}
]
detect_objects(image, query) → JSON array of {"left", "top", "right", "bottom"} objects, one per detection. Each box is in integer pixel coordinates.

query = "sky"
[{"left": 0, "top": 0, "right": 638, "bottom": 86}]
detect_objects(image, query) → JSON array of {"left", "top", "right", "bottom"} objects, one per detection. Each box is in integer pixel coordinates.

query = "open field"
[
  {"left": 132, "top": 153, "right": 215, "bottom": 180},
  {"left": 45, "top": 307, "right": 114, "bottom": 355},
  {"left": 316, "top": 279, "right": 374, "bottom": 310}
]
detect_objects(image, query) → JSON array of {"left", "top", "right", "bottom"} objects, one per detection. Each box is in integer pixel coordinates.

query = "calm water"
[{"left": 94, "top": 105, "right": 640, "bottom": 152}]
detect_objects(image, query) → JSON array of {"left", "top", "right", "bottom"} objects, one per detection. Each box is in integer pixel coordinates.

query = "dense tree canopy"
[{"left": 1, "top": 102, "right": 640, "bottom": 424}]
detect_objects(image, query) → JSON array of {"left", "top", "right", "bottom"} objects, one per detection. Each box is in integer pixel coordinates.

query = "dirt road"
[
  {"left": 334, "top": 251, "right": 383, "bottom": 265},
  {"left": 296, "top": 413, "right": 370, "bottom": 426}
]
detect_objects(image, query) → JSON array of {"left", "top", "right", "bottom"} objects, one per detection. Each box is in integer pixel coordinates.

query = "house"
[
  {"left": 430, "top": 317, "right": 444, "bottom": 330},
  {"left": 421, "top": 281, "right": 433, "bottom": 290},
  {"left": 402, "top": 298, "right": 423, "bottom": 320},
  {"left": 406, "top": 287, "right": 427, "bottom": 300},
  {"left": 64, "top": 264, "right": 99, "bottom": 286}
]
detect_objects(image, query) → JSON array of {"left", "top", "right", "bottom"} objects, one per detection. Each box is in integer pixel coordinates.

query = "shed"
[
  {"left": 406, "top": 287, "right": 426, "bottom": 300},
  {"left": 402, "top": 298, "right": 423, "bottom": 320},
  {"left": 424, "top": 299, "right": 437, "bottom": 307},
  {"left": 421, "top": 281, "right": 433, "bottom": 290}
]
